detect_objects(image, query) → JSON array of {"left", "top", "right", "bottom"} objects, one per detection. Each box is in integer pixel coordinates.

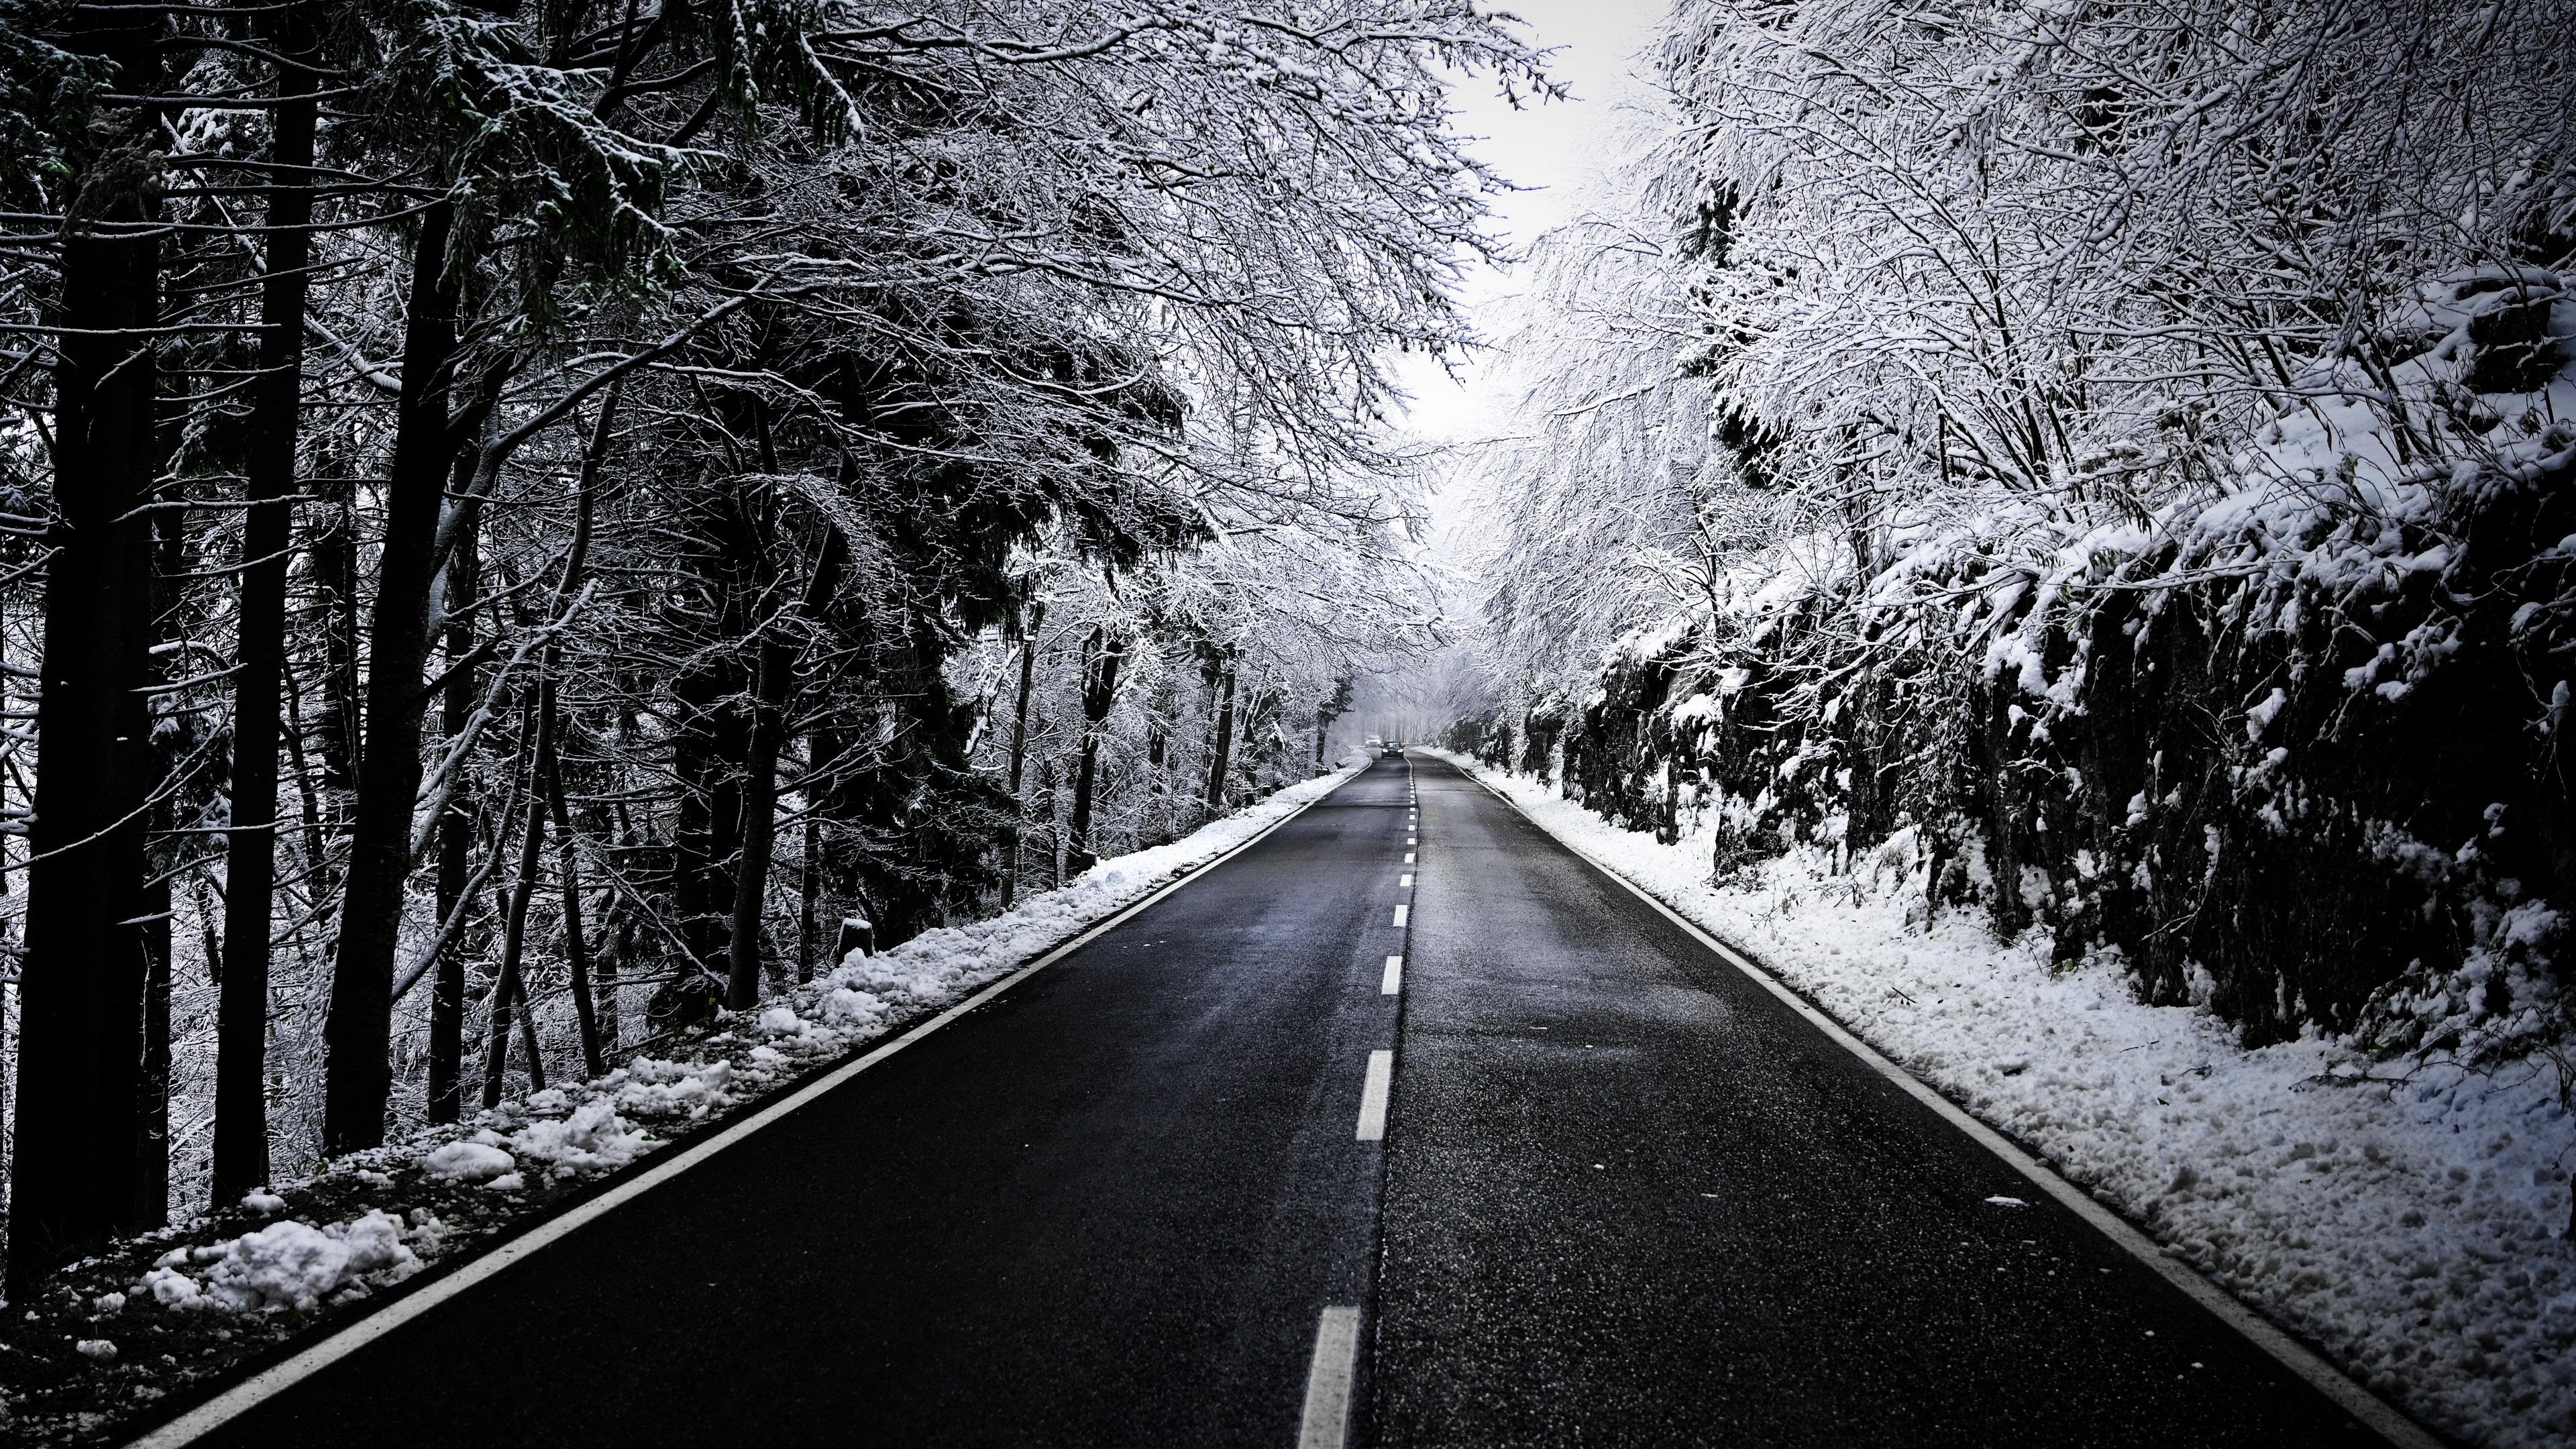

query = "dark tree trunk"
[
  {"left": 657, "top": 474, "right": 762, "bottom": 1028},
  {"left": 135, "top": 877, "right": 172, "bottom": 1228},
  {"left": 425, "top": 510, "right": 479, "bottom": 1125},
  {"left": 0, "top": 594, "right": 11, "bottom": 1174},
  {"left": 1203, "top": 660, "right": 1238, "bottom": 816},
  {"left": 214, "top": 19, "right": 315, "bottom": 1192},
  {"left": 547, "top": 743, "right": 603, "bottom": 1078},
  {"left": 1001, "top": 600, "right": 1041, "bottom": 908},
  {"left": 485, "top": 697, "right": 555, "bottom": 1108},
  {"left": 9, "top": 34, "right": 166, "bottom": 1287},
  {"left": 323, "top": 201, "right": 461, "bottom": 1155},
  {"left": 724, "top": 636, "right": 789, "bottom": 1009},
  {"left": 541, "top": 392, "right": 613, "bottom": 1077},
  {"left": 135, "top": 490, "right": 184, "bottom": 1228},
  {"left": 727, "top": 519, "right": 845, "bottom": 1009},
  {"left": 796, "top": 816, "right": 820, "bottom": 983},
  {"left": 1036, "top": 749, "right": 1061, "bottom": 888},
  {"left": 662, "top": 658, "right": 744, "bottom": 1026},
  {"left": 1067, "top": 626, "right": 1122, "bottom": 873},
  {"left": 309, "top": 455, "right": 362, "bottom": 800}
]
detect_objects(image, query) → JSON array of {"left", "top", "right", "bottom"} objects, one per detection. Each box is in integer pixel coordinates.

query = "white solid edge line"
[
  {"left": 1297, "top": 1305, "right": 1362, "bottom": 1449},
  {"left": 1391, "top": 903, "right": 1408, "bottom": 927},
  {"left": 1447, "top": 763, "right": 2445, "bottom": 1449},
  {"left": 126, "top": 777, "right": 1354, "bottom": 1449},
  {"left": 1355, "top": 1050, "right": 1394, "bottom": 1141},
  {"left": 1381, "top": 955, "right": 1403, "bottom": 996}
]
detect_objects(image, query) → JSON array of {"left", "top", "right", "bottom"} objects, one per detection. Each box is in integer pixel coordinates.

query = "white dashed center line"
[
  {"left": 1399, "top": 873, "right": 1412, "bottom": 887},
  {"left": 1392, "top": 903, "right": 1408, "bottom": 926},
  {"left": 1297, "top": 1305, "right": 1361, "bottom": 1449},
  {"left": 1382, "top": 955, "right": 1403, "bottom": 994},
  {"left": 1355, "top": 1050, "right": 1394, "bottom": 1140},
  {"left": 1403, "top": 853, "right": 1414, "bottom": 863}
]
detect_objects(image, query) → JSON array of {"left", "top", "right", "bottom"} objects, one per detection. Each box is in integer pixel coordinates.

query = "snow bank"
[
  {"left": 137, "top": 1209, "right": 432, "bottom": 1315},
  {"left": 1429, "top": 750, "right": 2575, "bottom": 1449}
]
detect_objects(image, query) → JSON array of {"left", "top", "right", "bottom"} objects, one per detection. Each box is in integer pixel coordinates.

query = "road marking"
[
  {"left": 1403, "top": 853, "right": 1413, "bottom": 863},
  {"left": 1440, "top": 760, "right": 2446, "bottom": 1449},
  {"left": 1399, "top": 873, "right": 1412, "bottom": 887},
  {"left": 1391, "top": 903, "right": 1408, "bottom": 926},
  {"left": 1405, "top": 837, "right": 1415, "bottom": 845},
  {"left": 1297, "top": 1305, "right": 1362, "bottom": 1449},
  {"left": 123, "top": 775, "right": 1358, "bottom": 1449},
  {"left": 1382, "top": 955, "right": 1403, "bottom": 994},
  {"left": 1356, "top": 1050, "right": 1394, "bottom": 1140}
]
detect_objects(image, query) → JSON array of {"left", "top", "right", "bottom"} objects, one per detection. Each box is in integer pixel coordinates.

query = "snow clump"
[
  {"left": 419, "top": 1140, "right": 516, "bottom": 1183},
  {"left": 819, "top": 987, "right": 885, "bottom": 1026},
  {"left": 508, "top": 1099, "right": 649, "bottom": 1176},
  {"left": 140, "top": 1265, "right": 203, "bottom": 1309},
  {"left": 612, "top": 1057, "right": 737, "bottom": 1119},
  {"left": 191, "top": 1211, "right": 421, "bottom": 1313}
]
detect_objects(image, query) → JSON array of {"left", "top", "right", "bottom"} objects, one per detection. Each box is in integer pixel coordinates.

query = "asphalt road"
[
  {"left": 1377, "top": 755, "right": 2397, "bottom": 1448},
  {"left": 166, "top": 751, "right": 2410, "bottom": 1448}
]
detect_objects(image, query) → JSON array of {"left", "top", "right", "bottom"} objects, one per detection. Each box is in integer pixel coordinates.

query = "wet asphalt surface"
[
  {"left": 1377, "top": 755, "right": 2399, "bottom": 1448},
  {"left": 163, "top": 752, "right": 2410, "bottom": 1448},
  {"left": 183, "top": 757, "right": 1416, "bottom": 1448}
]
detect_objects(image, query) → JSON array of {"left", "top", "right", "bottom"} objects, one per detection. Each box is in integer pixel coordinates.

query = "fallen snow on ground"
[
  {"left": 1, "top": 767, "right": 1359, "bottom": 1443},
  {"left": 1425, "top": 750, "right": 2575, "bottom": 1449}
]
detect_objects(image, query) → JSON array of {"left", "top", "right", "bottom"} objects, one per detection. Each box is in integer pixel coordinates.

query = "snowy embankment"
[
  {"left": 0, "top": 763, "right": 1359, "bottom": 1443},
  {"left": 1424, "top": 750, "right": 2575, "bottom": 1449}
]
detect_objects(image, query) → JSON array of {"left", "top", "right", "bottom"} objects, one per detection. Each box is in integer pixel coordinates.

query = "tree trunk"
[
  {"left": 797, "top": 816, "right": 820, "bottom": 983},
  {"left": 662, "top": 655, "right": 743, "bottom": 1026},
  {"left": 726, "top": 520, "right": 846, "bottom": 1010},
  {"left": 135, "top": 878, "right": 172, "bottom": 1228},
  {"left": 310, "top": 454, "right": 362, "bottom": 802},
  {"left": 9, "top": 32, "right": 166, "bottom": 1287},
  {"left": 1001, "top": 599, "right": 1041, "bottom": 909},
  {"left": 547, "top": 742, "right": 603, "bottom": 1079},
  {"left": 323, "top": 200, "right": 461, "bottom": 1155},
  {"left": 1067, "top": 626, "right": 1122, "bottom": 873},
  {"left": 425, "top": 509, "right": 478, "bottom": 1125},
  {"left": 482, "top": 699, "right": 549, "bottom": 1109},
  {"left": 212, "top": 0, "right": 316, "bottom": 1204},
  {"left": 1203, "top": 659, "right": 1238, "bottom": 816},
  {"left": 1036, "top": 749, "right": 1061, "bottom": 889},
  {"left": 542, "top": 390, "right": 615, "bottom": 1077},
  {"left": 132, "top": 485, "right": 185, "bottom": 1228},
  {"left": 724, "top": 636, "right": 788, "bottom": 1010}
]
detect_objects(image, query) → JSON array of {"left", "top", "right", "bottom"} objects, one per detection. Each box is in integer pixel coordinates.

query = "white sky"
[
  {"left": 1387, "top": 0, "right": 1672, "bottom": 448},
  {"left": 1335, "top": 1, "right": 1670, "bottom": 738}
]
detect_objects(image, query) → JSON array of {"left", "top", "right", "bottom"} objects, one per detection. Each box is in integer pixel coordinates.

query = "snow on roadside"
[
  {"left": 1422, "top": 749, "right": 2576, "bottom": 1449},
  {"left": 0, "top": 763, "right": 1360, "bottom": 1444}
]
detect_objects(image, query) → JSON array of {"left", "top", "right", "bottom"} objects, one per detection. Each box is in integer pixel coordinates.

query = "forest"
[
  {"left": 1454, "top": 0, "right": 2576, "bottom": 1084},
  {"left": 0, "top": 0, "right": 1540, "bottom": 1289}
]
